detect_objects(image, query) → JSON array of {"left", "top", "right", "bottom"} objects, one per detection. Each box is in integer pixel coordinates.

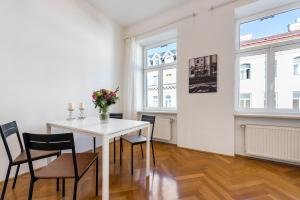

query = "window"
[
  {"left": 144, "top": 41, "right": 177, "bottom": 110},
  {"left": 236, "top": 6, "right": 300, "bottom": 113},
  {"left": 240, "top": 93, "right": 251, "bottom": 108},
  {"left": 294, "top": 56, "right": 300, "bottom": 75},
  {"left": 239, "top": 8, "right": 300, "bottom": 49},
  {"left": 240, "top": 63, "right": 251, "bottom": 79},
  {"left": 293, "top": 91, "right": 300, "bottom": 109}
]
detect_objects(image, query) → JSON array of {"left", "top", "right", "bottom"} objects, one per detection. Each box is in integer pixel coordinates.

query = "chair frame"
[
  {"left": 0, "top": 121, "right": 60, "bottom": 200},
  {"left": 120, "top": 115, "right": 156, "bottom": 175},
  {"left": 23, "top": 132, "right": 98, "bottom": 200}
]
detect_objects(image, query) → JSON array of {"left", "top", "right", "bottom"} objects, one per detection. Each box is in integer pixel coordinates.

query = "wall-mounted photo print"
[{"left": 189, "top": 54, "right": 217, "bottom": 93}]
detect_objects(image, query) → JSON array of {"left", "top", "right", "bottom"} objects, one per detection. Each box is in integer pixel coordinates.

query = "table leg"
[
  {"left": 102, "top": 136, "right": 109, "bottom": 200},
  {"left": 146, "top": 124, "right": 150, "bottom": 177}
]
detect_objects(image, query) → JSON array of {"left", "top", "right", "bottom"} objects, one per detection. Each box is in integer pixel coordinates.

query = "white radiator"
[
  {"left": 245, "top": 125, "right": 300, "bottom": 163},
  {"left": 153, "top": 118, "right": 172, "bottom": 141}
]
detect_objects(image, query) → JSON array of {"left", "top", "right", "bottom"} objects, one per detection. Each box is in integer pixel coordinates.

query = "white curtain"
[{"left": 123, "top": 37, "right": 139, "bottom": 119}]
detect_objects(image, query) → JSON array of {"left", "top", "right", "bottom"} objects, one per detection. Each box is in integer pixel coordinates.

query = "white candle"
[
  {"left": 79, "top": 102, "right": 85, "bottom": 109},
  {"left": 68, "top": 103, "right": 74, "bottom": 110}
]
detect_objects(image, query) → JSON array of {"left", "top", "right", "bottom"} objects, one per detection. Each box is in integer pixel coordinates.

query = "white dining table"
[{"left": 46, "top": 117, "right": 151, "bottom": 200}]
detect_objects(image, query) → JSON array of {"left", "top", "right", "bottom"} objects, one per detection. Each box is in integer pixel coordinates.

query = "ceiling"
[{"left": 88, "top": 0, "right": 192, "bottom": 27}]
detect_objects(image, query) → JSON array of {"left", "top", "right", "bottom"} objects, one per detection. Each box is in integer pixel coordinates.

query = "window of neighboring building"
[
  {"left": 237, "top": 6, "right": 300, "bottom": 113},
  {"left": 144, "top": 41, "right": 177, "bottom": 110},
  {"left": 293, "top": 91, "right": 300, "bottom": 109},
  {"left": 240, "top": 63, "right": 251, "bottom": 80},
  {"left": 294, "top": 56, "right": 300, "bottom": 75},
  {"left": 240, "top": 93, "right": 251, "bottom": 109}
]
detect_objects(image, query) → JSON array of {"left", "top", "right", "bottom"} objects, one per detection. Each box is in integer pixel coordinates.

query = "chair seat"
[
  {"left": 122, "top": 135, "right": 147, "bottom": 144},
  {"left": 13, "top": 150, "right": 59, "bottom": 164},
  {"left": 35, "top": 153, "right": 98, "bottom": 178}
]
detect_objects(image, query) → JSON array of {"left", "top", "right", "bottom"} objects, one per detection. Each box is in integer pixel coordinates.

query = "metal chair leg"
[
  {"left": 73, "top": 179, "right": 78, "bottom": 200},
  {"left": 114, "top": 138, "right": 116, "bottom": 163},
  {"left": 1, "top": 165, "right": 11, "bottom": 200},
  {"left": 121, "top": 138, "right": 123, "bottom": 152},
  {"left": 120, "top": 138, "right": 122, "bottom": 165},
  {"left": 93, "top": 137, "right": 96, "bottom": 152},
  {"left": 151, "top": 141, "right": 156, "bottom": 166},
  {"left": 56, "top": 178, "right": 59, "bottom": 192},
  {"left": 131, "top": 144, "right": 133, "bottom": 175},
  {"left": 28, "top": 178, "right": 35, "bottom": 200},
  {"left": 140, "top": 144, "right": 144, "bottom": 158},
  {"left": 62, "top": 178, "right": 65, "bottom": 197},
  {"left": 96, "top": 158, "right": 99, "bottom": 196},
  {"left": 12, "top": 164, "right": 20, "bottom": 189}
]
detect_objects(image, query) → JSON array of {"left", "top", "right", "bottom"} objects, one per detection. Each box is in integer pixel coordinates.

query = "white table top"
[{"left": 47, "top": 117, "right": 149, "bottom": 136}]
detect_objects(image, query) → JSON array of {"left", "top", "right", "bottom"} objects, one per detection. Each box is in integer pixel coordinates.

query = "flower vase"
[{"left": 99, "top": 107, "right": 109, "bottom": 122}]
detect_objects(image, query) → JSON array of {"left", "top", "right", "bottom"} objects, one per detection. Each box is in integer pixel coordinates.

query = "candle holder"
[
  {"left": 67, "top": 109, "right": 76, "bottom": 120},
  {"left": 78, "top": 108, "right": 85, "bottom": 120}
]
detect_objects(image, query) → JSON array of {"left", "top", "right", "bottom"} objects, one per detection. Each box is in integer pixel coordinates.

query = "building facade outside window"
[
  {"left": 236, "top": 6, "right": 300, "bottom": 113},
  {"left": 144, "top": 41, "right": 177, "bottom": 110}
]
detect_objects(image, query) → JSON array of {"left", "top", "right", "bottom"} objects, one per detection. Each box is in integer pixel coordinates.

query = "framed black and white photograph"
[{"left": 189, "top": 54, "right": 217, "bottom": 93}]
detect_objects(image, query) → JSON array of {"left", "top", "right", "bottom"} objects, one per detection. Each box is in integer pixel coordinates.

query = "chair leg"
[
  {"left": 93, "top": 137, "right": 96, "bottom": 152},
  {"left": 114, "top": 138, "right": 116, "bottom": 163},
  {"left": 121, "top": 137, "right": 123, "bottom": 152},
  {"left": 96, "top": 158, "right": 99, "bottom": 196},
  {"left": 73, "top": 179, "right": 78, "bottom": 200},
  {"left": 120, "top": 138, "right": 122, "bottom": 166},
  {"left": 12, "top": 164, "right": 20, "bottom": 189},
  {"left": 131, "top": 144, "right": 133, "bottom": 176},
  {"left": 56, "top": 178, "right": 59, "bottom": 192},
  {"left": 140, "top": 144, "right": 144, "bottom": 158},
  {"left": 151, "top": 141, "right": 156, "bottom": 166},
  {"left": 62, "top": 178, "right": 65, "bottom": 197},
  {"left": 1, "top": 165, "right": 11, "bottom": 200},
  {"left": 28, "top": 178, "right": 35, "bottom": 200},
  {"left": 56, "top": 154, "right": 60, "bottom": 192}
]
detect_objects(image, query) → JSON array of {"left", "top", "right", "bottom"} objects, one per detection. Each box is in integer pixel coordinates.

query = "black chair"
[
  {"left": 0, "top": 121, "right": 60, "bottom": 200},
  {"left": 23, "top": 132, "right": 98, "bottom": 200},
  {"left": 93, "top": 113, "right": 123, "bottom": 163},
  {"left": 120, "top": 115, "right": 156, "bottom": 175}
]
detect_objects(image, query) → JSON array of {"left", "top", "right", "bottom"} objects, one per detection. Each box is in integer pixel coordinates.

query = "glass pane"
[
  {"left": 163, "top": 68, "right": 176, "bottom": 108},
  {"left": 239, "top": 54, "right": 266, "bottom": 109},
  {"left": 240, "top": 8, "right": 300, "bottom": 49},
  {"left": 146, "top": 71, "right": 159, "bottom": 107},
  {"left": 146, "top": 43, "right": 177, "bottom": 67},
  {"left": 275, "top": 48, "right": 300, "bottom": 109}
]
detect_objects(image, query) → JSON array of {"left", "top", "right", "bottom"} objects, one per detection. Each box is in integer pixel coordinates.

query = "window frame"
[
  {"left": 143, "top": 39, "right": 177, "bottom": 111},
  {"left": 235, "top": 3, "right": 300, "bottom": 114}
]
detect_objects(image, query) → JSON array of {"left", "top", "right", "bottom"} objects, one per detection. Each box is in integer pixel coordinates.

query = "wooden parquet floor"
[{"left": 1, "top": 142, "right": 300, "bottom": 200}]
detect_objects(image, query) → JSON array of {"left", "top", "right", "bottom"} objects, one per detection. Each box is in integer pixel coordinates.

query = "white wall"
[
  {"left": 0, "top": 0, "right": 123, "bottom": 180},
  {"left": 126, "top": 0, "right": 255, "bottom": 156}
]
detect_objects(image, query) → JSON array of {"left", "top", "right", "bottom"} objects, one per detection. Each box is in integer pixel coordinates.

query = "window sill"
[
  {"left": 234, "top": 112, "right": 300, "bottom": 120},
  {"left": 137, "top": 110, "right": 177, "bottom": 115}
]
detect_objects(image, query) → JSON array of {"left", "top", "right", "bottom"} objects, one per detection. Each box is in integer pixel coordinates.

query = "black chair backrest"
[
  {"left": 140, "top": 115, "right": 156, "bottom": 140},
  {"left": 22, "top": 133, "right": 78, "bottom": 178},
  {"left": 109, "top": 113, "right": 123, "bottom": 119},
  {"left": 0, "top": 121, "right": 24, "bottom": 163}
]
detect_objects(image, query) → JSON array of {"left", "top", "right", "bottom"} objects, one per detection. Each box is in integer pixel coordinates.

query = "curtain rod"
[
  {"left": 123, "top": 13, "right": 196, "bottom": 40},
  {"left": 210, "top": 0, "right": 241, "bottom": 11},
  {"left": 124, "top": 0, "right": 241, "bottom": 39}
]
